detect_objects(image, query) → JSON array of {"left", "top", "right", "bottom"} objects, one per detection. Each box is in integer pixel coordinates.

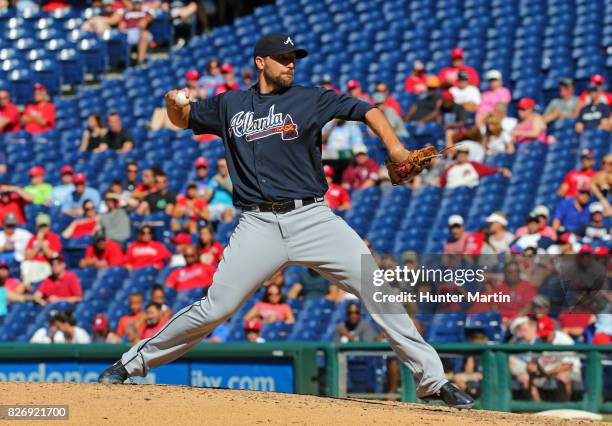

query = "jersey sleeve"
[
  {"left": 188, "top": 94, "right": 225, "bottom": 136},
  {"left": 316, "top": 88, "right": 373, "bottom": 125}
]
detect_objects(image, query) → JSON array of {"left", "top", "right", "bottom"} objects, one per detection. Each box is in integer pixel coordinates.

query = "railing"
[
  {"left": 334, "top": 343, "right": 612, "bottom": 413},
  {"left": 0, "top": 342, "right": 610, "bottom": 413}
]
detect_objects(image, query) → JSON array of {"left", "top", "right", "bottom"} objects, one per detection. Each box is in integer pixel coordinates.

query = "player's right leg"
[{"left": 98, "top": 211, "right": 289, "bottom": 383}]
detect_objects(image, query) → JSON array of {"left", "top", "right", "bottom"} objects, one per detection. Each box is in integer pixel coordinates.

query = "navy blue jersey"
[{"left": 188, "top": 84, "right": 373, "bottom": 208}]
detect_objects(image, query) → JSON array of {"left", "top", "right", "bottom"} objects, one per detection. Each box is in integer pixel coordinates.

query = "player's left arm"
[{"left": 364, "top": 108, "right": 409, "bottom": 163}]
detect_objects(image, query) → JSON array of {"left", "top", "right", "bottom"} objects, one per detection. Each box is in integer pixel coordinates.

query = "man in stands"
[
  {"left": 22, "top": 84, "right": 55, "bottom": 134},
  {"left": 374, "top": 81, "right": 401, "bottom": 116},
  {"left": 439, "top": 145, "right": 511, "bottom": 188},
  {"left": 0, "top": 185, "right": 31, "bottom": 225},
  {"left": 578, "top": 74, "right": 612, "bottom": 106},
  {"left": 372, "top": 93, "right": 408, "bottom": 137},
  {"left": 82, "top": 0, "right": 123, "bottom": 34},
  {"left": 50, "top": 165, "right": 75, "bottom": 204},
  {"left": 449, "top": 71, "right": 481, "bottom": 112},
  {"left": 164, "top": 245, "right": 215, "bottom": 291},
  {"left": 576, "top": 202, "right": 610, "bottom": 246},
  {"left": 24, "top": 166, "right": 52, "bottom": 205},
  {"left": 34, "top": 255, "right": 83, "bottom": 304},
  {"left": 0, "top": 90, "right": 20, "bottom": 132},
  {"left": 553, "top": 183, "right": 592, "bottom": 232},
  {"left": 99, "top": 191, "right": 131, "bottom": 245},
  {"left": 323, "top": 118, "right": 364, "bottom": 155},
  {"left": 320, "top": 74, "right": 340, "bottom": 94},
  {"left": 206, "top": 157, "right": 235, "bottom": 223},
  {"left": 137, "top": 171, "right": 176, "bottom": 215},
  {"left": 404, "top": 60, "right": 427, "bottom": 94},
  {"left": 182, "top": 157, "right": 210, "bottom": 196},
  {"left": 404, "top": 76, "right": 441, "bottom": 124},
  {"left": 59, "top": 173, "right": 101, "bottom": 216},
  {"left": 543, "top": 78, "right": 579, "bottom": 124},
  {"left": 118, "top": 0, "right": 153, "bottom": 65},
  {"left": 25, "top": 213, "right": 62, "bottom": 263},
  {"left": 346, "top": 80, "right": 373, "bottom": 104},
  {"left": 0, "top": 213, "right": 32, "bottom": 263},
  {"left": 139, "top": 302, "right": 169, "bottom": 339},
  {"left": 558, "top": 149, "right": 597, "bottom": 197},
  {"left": 575, "top": 83, "right": 611, "bottom": 133},
  {"left": 342, "top": 145, "right": 380, "bottom": 190},
  {"left": 438, "top": 48, "right": 480, "bottom": 87},
  {"left": 334, "top": 303, "right": 377, "bottom": 343},
  {"left": 215, "top": 64, "right": 240, "bottom": 94},
  {"left": 92, "top": 314, "right": 121, "bottom": 343},
  {"left": 132, "top": 168, "right": 157, "bottom": 201},
  {"left": 150, "top": 284, "right": 173, "bottom": 322},
  {"left": 125, "top": 224, "right": 171, "bottom": 269},
  {"left": 244, "top": 320, "right": 265, "bottom": 343},
  {"left": 443, "top": 215, "right": 481, "bottom": 255},
  {"left": 80, "top": 230, "right": 125, "bottom": 269},
  {"left": 99, "top": 112, "right": 134, "bottom": 153},
  {"left": 323, "top": 165, "right": 351, "bottom": 211},
  {"left": 116, "top": 293, "right": 146, "bottom": 344}
]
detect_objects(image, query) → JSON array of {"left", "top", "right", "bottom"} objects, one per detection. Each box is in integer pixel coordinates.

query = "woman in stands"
[
  {"left": 511, "top": 97, "right": 547, "bottom": 144},
  {"left": 482, "top": 114, "right": 516, "bottom": 156},
  {"left": 197, "top": 225, "right": 223, "bottom": 267},
  {"left": 61, "top": 200, "right": 99, "bottom": 239},
  {"left": 243, "top": 284, "right": 295, "bottom": 325},
  {"left": 80, "top": 113, "right": 109, "bottom": 152}
]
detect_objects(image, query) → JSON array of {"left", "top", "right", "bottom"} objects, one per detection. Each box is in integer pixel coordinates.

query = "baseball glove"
[{"left": 385, "top": 146, "right": 438, "bottom": 185}]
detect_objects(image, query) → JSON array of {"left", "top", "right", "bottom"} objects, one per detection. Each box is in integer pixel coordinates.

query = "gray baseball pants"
[{"left": 119, "top": 201, "right": 446, "bottom": 397}]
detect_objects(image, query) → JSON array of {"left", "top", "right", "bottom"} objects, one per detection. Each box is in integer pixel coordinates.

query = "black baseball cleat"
[
  {"left": 421, "top": 382, "right": 475, "bottom": 408},
  {"left": 98, "top": 362, "right": 129, "bottom": 384}
]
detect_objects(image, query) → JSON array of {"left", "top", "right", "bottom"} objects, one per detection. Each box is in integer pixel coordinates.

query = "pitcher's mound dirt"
[{"left": 0, "top": 382, "right": 602, "bottom": 425}]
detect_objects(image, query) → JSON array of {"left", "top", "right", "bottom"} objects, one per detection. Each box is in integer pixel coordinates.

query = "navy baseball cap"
[{"left": 253, "top": 33, "right": 308, "bottom": 59}]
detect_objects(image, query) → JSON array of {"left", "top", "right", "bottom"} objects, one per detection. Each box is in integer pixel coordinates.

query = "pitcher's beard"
[{"left": 264, "top": 69, "right": 294, "bottom": 91}]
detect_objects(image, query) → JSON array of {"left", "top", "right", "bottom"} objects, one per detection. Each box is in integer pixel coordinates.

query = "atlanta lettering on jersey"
[{"left": 229, "top": 105, "right": 299, "bottom": 142}]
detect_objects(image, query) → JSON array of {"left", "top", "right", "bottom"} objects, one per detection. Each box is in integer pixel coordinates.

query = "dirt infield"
[{"left": 0, "top": 382, "right": 603, "bottom": 425}]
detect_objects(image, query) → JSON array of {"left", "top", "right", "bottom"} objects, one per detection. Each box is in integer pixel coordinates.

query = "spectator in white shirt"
[
  {"left": 450, "top": 71, "right": 481, "bottom": 112},
  {"left": 0, "top": 213, "right": 33, "bottom": 262},
  {"left": 52, "top": 311, "right": 91, "bottom": 344},
  {"left": 323, "top": 119, "right": 364, "bottom": 157},
  {"left": 485, "top": 212, "right": 515, "bottom": 254}
]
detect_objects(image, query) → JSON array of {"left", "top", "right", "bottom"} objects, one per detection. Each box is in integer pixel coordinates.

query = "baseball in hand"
[{"left": 174, "top": 90, "right": 190, "bottom": 107}]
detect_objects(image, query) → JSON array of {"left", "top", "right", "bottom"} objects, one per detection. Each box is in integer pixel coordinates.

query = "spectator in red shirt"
[
  {"left": 439, "top": 145, "right": 511, "bottom": 188},
  {"left": 25, "top": 213, "right": 62, "bottom": 262},
  {"left": 165, "top": 245, "right": 215, "bottom": 292},
  {"left": 61, "top": 200, "right": 98, "bottom": 239},
  {"left": 346, "top": 80, "right": 373, "bottom": 104},
  {"left": 116, "top": 292, "right": 146, "bottom": 343},
  {"left": 443, "top": 215, "right": 482, "bottom": 255},
  {"left": 80, "top": 229, "right": 125, "bottom": 269},
  {"left": 197, "top": 225, "right": 223, "bottom": 267},
  {"left": 495, "top": 260, "right": 537, "bottom": 321},
  {"left": 374, "top": 82, "right": 401, "bottom": 116},
  {"left": 215, "top": 64, "right": 240, "bottom": 94},
  {"left": 140, "top": 302, "right": 169, "bottom": 339},
  {"left": 118, "top": 0, "right": 153, "bottom": 65},
  {"left": 558, "top": 308, "right": 597, "bottom": 340},
  {"left": 172, "top": 182, "right": 210, "bottom": 234},
  {"left": 132, "top": 168, "right": 157, "bottom": 201},
  {"left": 125, "top": 225, "right": 171, "bottom": 269},
  {"left": 34, "top": 255, "right": 83, "bottom": 304},
  {"left": 324, "top": 165, "right": 351, "bottom": 210},
  {"left": 404, "top": 60, "right": 428, "bottom": 94},
  {"left": 0, "top": 90, "right": 20, "bottom": 132},
  {"left": 578, "top": 74, "right": 612, "bottom": 106},
  {"left": 0, "top": 185, "right": 32, "bottom": 225},
  {"left": 438, "top": 48, "right": 481, "bottom": 87},
  {"left": 558, "top": 149, "right": 597, "bottom": 197},
  {"left": 22, "top": 84, "right": 56, "bottom": 134},
  {"left": 342, "top": 145, "right": 380, "bottom": 190}
]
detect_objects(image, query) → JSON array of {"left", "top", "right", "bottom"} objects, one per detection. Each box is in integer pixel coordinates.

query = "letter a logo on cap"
[{"left": 284, "top": 37, "right": 294, "bottom": 46}]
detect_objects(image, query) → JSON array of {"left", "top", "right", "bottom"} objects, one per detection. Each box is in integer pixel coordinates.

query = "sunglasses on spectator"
[
  {"left": 84, "top": 206, "right": 94, "bottom": 211},
  {"left": 267, "top": 291, "right": 280, "bottom": 296},
  {"left": 127, "top": 168, "right": 138, "bottom": 173},
  {"left": 185, "top": 254, "right": 197, "bottom": 259},
  {"left": 139, "top": 229, "right": 152, "bottom": 235},
  {"left": 348, "top": 310, "right": 360, "bottom": 315}
]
